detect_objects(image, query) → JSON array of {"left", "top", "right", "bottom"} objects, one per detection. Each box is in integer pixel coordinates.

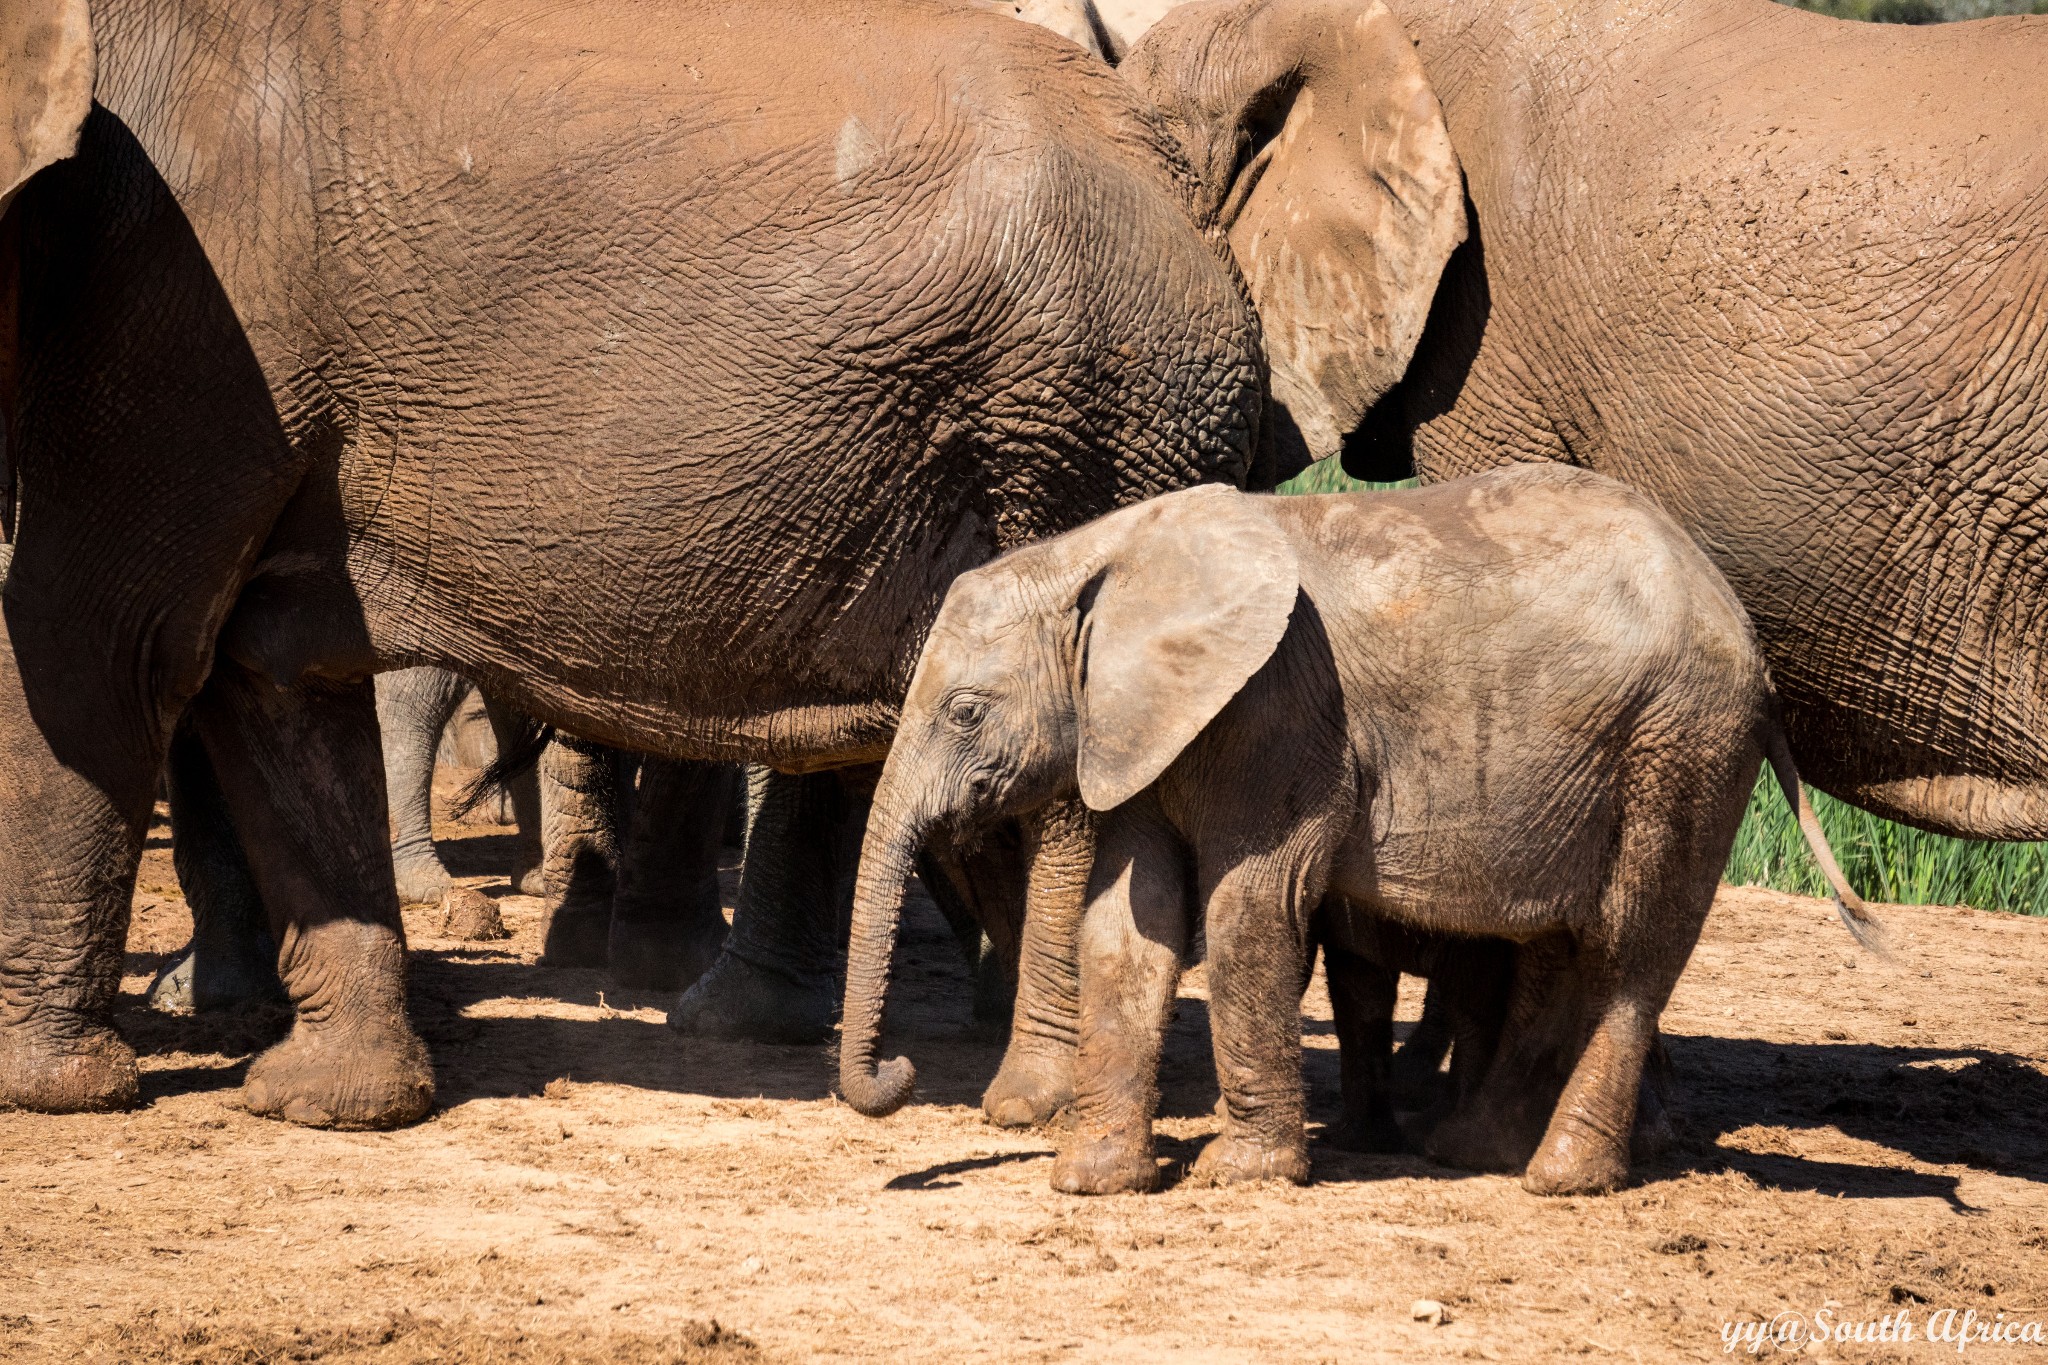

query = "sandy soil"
[{"left": 3, "top": 799, "right": 2046, "bottom": 1363}]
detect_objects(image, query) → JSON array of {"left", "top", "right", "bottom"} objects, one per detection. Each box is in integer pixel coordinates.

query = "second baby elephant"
[{"left": 840, "top": 465, "right": 1876, "bottom": 1196}]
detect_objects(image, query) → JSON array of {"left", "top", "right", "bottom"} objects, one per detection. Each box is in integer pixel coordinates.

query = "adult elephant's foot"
[
  {"left": 666, "top": 950, "right": 835, "bottom": 1044},
  {"left": 146, "top": 936, "right": 287, "bottom": 1015},
  {"left": 243, "top": 1016, "right": 434, "bottom": 1129},
  {"left": 1522, "top": 1118, "right": 1630, "bottom": 1196},
  {"left": 1191, "top": 1131, "right": 1311, "bottom": 1186},
  {"left": 981, "top": 1041, "right": 1073, "bottom": 1128},
  {"left": 391, "top": 848, "right": 455, "bottom": 908},
  {"left": 0, "top": 1023, "right": 140, "bottom": 1112},
  {"left": 608, "top": 918, "right": 726, "bottom": 995},
  {"left": 537, "top": 896, "right": 614, "bottom": 970},
  {"left": 1052, "top": 1128, "right": 1157, "bottom": 1195}
]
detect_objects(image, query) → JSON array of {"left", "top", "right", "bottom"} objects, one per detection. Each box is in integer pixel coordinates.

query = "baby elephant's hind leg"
[{"left": 1522, "top": 805, "right": 1722, "bottom": 1196}]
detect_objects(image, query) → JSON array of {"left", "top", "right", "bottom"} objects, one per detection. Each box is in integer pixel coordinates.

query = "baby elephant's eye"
[{"left": 947, "top": 696, "right": 987, "bottom": 729}]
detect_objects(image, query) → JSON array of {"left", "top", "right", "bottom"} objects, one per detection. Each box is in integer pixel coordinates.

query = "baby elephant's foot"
[
  {"left": 1190, "top": 1132, "right": 1310, "bottom": 1187},
  {"left": 1522, "top": 1121, "right": 1630, "bottom": 1197},
  {"left": 1052, "top": 1128, "right": 1158, "bottom": 1195}
]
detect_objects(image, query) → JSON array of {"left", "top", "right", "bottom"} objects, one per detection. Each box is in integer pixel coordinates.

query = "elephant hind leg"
[
  {"left": 148, "top": 717, "right": 286, "bottom": 1014},
  {"left": 375, "top": 667, "right": 471, "bottom": 907},
  {"left": 479, "top": 693, "right": 545, "bottom": 896},
  {"left": 535, "top": 737, "right": 628, "bottom": 970},
  {"left": 606, "top": 759, "right": 736, "bottom": 994},
  {"left": 1318, "top": 940, "right": 1402, "bottom": 1153},
  {"left": 194, "top": 664, "right": 432, "bottom": 1130},
  {"left": 1520, "top": 792, "right": 1723, "bottom": 1196},
  {"left": 668, "top": 768, "right": 853, "bottom": 1044}
]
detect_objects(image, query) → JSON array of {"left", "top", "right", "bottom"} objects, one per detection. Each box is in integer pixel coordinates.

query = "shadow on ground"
[{"left": 111, "top": 847, "right": 2048, "bottom": 1203}]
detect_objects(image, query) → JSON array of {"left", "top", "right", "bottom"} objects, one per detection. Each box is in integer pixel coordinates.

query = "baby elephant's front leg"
[
  {"left": 1193, "top": 863, "right": 1314, "bottom": 1186},
  {"left": 1053, "top": 802, "right": 1187, "bottom": 1196}
]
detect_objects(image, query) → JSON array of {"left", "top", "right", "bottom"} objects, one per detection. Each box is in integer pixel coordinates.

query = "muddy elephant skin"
[
  {"left": 0, "top": 0, "right": 1283, "bottom": 1126},
  {"left": 841, "top": 467, "right": 1874, "bottom": 1197}
]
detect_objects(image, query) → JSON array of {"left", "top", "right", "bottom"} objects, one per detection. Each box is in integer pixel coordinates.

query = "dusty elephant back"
[{"left": 1271, "top": 466, "right": 1770, "bottom": 929}]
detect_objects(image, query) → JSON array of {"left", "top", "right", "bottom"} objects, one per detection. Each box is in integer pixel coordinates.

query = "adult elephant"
[
  {"left": 1120, "top": 0, "right": 2048, "bottom": 839},
  {"left": 0, "top": 0, "right": 1462, "bottom": 1126}
]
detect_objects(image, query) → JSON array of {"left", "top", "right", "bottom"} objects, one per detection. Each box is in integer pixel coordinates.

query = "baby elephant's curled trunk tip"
[{"left": 840, "top": 1054, "right": 916, "bottom": 1118}]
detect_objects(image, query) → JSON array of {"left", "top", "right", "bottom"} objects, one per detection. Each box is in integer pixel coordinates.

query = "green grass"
[
  {"left": 1273, "top": 456, "right": 1413, "bottom": 496},
  {"left": 1274, "top": 458, "right": 2048, "bottom": 914},
  {"left": 1727, "top": 777, "right": 2048, "bottom": 915}
]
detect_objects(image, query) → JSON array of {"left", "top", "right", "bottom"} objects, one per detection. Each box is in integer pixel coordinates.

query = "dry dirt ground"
[{"left": 3, "top": 797, "right": 2047, "bottom": 1364}]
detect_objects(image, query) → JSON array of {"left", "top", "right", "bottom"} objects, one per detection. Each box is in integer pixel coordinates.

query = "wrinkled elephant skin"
[
  {"left": 0, "top": 0, "right": 1313, "bottom": 1123},
  {"left": 1347, "top": 0, "right": 2048, "bottom": 838}
]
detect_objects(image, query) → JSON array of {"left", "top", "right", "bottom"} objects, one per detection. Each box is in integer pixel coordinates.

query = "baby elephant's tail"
[{"left": 1761, "top": 723, "right": 1888, "bottom": 956}]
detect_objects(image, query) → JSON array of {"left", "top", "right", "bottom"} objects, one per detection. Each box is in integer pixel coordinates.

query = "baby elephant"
[{"left": 838, "top": 465, "right": 1874, "bottom": 1196}]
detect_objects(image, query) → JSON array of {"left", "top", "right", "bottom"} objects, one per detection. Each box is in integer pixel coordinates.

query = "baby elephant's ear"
[
  {"left": 0, "top": 0, "right": 94, "bottom": 215},
  {"left": 1076, "top": 486, "right": 1299, "bottom": 812}
]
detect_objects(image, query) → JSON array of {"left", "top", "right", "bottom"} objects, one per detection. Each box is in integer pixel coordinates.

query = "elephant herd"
[{"left": 0, "top": 0, "right": 2042, "bottom": 1198}]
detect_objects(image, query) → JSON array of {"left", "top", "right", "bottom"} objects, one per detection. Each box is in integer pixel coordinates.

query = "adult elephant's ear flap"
[
  {"left": 1121, "top": 0, "right": 1464, "bottom": 461},
  {"left": 0, "top": 0, "right": 94, "bottom": 217},
  {"left": 1075, "top": 486, "right": 1299, "bottom": 812}
]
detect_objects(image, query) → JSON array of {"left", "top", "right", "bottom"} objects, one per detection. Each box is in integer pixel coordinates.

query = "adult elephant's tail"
[{"left": 1761, "top": 720, "right": 1888, "bottom": 955}]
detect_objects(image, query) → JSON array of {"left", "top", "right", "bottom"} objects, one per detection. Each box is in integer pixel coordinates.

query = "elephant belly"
[{"left": 1327, "top": 797, "right": 1611, "bottom": 944}]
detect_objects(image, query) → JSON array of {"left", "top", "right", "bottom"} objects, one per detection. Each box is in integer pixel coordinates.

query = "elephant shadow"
[
  {"left": 115, "top": 872, "right": 2048, "bottom": 1206},
  {"left": 1641, "top": 1032, "right": 2048, "bottom": 1202}
]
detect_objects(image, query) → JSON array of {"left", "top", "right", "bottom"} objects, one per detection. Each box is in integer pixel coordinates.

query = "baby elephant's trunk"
[
  {"left": 839, "top": 790, "right": 925, "bottom": 1117},
  {"left": 1762, "top": 723, "right": 1887, "bottom": 955}
]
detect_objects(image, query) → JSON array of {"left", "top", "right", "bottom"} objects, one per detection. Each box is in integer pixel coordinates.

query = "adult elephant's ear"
[
  {"left": 1, "top": 0, "right": 93, "bottom": 216},
  {"left": 1122, "top": 0, "right": 1464, "bottom": 461},
  {"left": 1075, "top": 486, "right": 1299, "bottom": 812}
]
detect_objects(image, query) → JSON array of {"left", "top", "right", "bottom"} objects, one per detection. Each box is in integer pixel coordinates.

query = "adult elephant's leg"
[
  {"left": 536, "top": 737, "right": 626, "bottom": 968},
  {"left": 0, "top": 108, "right": 310, "bottom": 1112},
  {"left": 0, "top": 608, "right": 153, "bottom": 1111},
  {"left": 191, "top": 664, "right": 432, "bottom": 1129},
  {"left": 1388, "top": 975, "right": 1455, "bottom": 1105},
  {"left": 147, "top": 717, "right": 286, "bottom": 1013},
  {"left": 669, "top": 768, "right": 849, "bottom": 1044},
  {"left": 607, "top": 759, "right": 737, "bottom": 993},
  {"left": 983, "top": 799, "right": 1094, "bottom": 1128},
  {"left": 479, "top": 694, "right": 544, "bottom": 896},
  {"left": 375, "top": 667, "right": 470, "bottom": 906}
]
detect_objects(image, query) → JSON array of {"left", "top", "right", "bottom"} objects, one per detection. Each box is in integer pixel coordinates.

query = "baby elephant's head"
[{"left": 839, "top": 485, "right": 1301, "bottom": 1117}]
